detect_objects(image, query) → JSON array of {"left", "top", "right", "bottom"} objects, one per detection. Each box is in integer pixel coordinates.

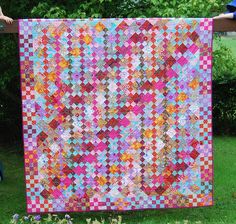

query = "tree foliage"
[
  {"left": 213, "top": 36, "right": 236, "bottom": 82},
  {"left": 27, "top": 0, "right": 229, "bottom": 18}
]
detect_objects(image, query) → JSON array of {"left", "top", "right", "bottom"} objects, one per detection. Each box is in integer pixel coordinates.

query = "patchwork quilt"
[{"left": 19, "top": 18, "right": 213, "bottom": 213}]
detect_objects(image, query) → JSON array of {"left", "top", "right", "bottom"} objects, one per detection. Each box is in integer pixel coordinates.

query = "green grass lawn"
[{"left": 0, "top": 137, "right": 236, "bottom": 224}]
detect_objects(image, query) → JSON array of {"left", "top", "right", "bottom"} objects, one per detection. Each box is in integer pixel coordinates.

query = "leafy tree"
[
  {"left": 26, "top": 0, "right": 229, "bottom": 18},
  {"left": 213, "top": 36, "right": 236, "bottom": 82}
]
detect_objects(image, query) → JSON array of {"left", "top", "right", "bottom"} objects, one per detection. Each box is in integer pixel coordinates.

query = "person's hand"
[
  {"left": 214, "top": 13, "right": 234, "bottom": 19},
  {"left": 0, "top": 15, "right": 13, "bottom": 24}
]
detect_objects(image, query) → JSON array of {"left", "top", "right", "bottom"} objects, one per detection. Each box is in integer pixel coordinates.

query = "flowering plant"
[
  {"left": 10, "top": 214, "right": 125, "bottom": 224},
  {"left": 10, "top": 214, "right": 73, "bottom": 224}
]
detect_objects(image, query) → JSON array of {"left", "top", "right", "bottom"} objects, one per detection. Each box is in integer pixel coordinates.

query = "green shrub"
[{"left": 213, "top": 35, "right": 236, "bottom": 82}]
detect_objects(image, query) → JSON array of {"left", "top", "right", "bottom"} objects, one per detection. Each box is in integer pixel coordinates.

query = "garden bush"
[{"left": 213, "top": 36, "right": 236, "bottom": 135}]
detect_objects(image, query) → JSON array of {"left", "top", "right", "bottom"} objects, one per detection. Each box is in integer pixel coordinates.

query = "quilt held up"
[{"left": 19, "top": 18, "right": 213, "bottom": 213}]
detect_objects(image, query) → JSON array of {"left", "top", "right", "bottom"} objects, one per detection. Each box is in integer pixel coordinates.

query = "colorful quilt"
[{"left": 19, "top": 18, "right": 213, "bottom": 213}]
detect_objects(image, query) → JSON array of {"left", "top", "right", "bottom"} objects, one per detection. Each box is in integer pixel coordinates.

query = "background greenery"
[{"left": 0, "top": 0, "right": 236, "bottom": 143}]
